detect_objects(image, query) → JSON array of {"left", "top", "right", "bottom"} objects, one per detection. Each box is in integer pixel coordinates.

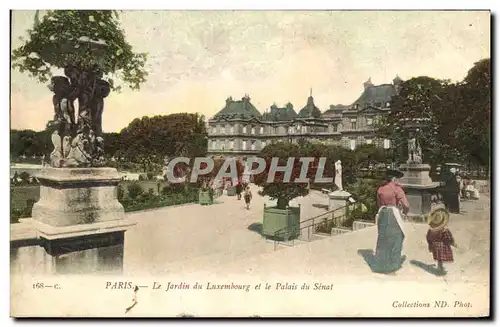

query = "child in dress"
[
  {"left": 426, "top": 208, "right": 457, "bottom": 276},
  {"left": 244, "top": 186, "right": 252, "bottom": 210}
]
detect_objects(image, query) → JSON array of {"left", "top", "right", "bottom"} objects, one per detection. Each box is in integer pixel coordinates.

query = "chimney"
[
  {"left": 393, "top": 75, "right": 403, "bottom": 93},
  {"left": 363, "top": 77, "right": 373, "bottom": 90}
]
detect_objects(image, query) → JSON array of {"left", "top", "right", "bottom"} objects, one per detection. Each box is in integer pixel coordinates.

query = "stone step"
[{"left": 11, "top": 219, "right": 37, "bottom": 242}]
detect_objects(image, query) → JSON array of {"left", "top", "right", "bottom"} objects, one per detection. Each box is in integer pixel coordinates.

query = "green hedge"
[
  {"left": 10, "top": 184, "right": 200, "bottom": 222},
  {"left": 121, "top": 191, "right": 198, "bottom": 213},
  {"left": 10, "top": 198, "right": 36, "bottom": 223}
]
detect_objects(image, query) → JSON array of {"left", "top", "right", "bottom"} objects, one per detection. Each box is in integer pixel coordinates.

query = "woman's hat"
[
  {"left": 427, "top": 208, "right": 450, "bottom": 231},
  {"left": 385, "top": 169, "right": 404, "bottom": 179}
]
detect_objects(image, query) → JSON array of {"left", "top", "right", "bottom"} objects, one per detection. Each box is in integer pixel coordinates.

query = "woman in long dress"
[{"left": 373, "top": 169, "right": 410, "bottom": 274}]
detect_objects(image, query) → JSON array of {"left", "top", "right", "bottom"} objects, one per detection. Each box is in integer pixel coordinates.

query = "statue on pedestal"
[
  {"left": 407, "top": 132, "right": 423, "bottom": 164},
  {"left": 47, "top": 66, "right": 109, "bottom": 168},
  {"left": 334, "top": 160, "right": 343, "bottom": 191}
]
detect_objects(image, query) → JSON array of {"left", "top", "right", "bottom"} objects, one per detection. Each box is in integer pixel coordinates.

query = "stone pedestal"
[
  {"left": 398, "top": 163, "right": 439, "bottom": 219},
  {"left": 31, "top": 168, "right": 135, "bottom": 275},
  {"left": 328, "top": 190, "right": 351, "bottom": 226}
]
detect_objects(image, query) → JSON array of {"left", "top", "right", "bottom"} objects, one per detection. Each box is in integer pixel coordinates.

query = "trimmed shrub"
[{"left": 127, "top": 183, "right": 144, "bottom": 200}]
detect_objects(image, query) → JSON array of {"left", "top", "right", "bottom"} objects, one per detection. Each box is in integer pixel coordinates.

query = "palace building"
[{"left": 207, "top": 77, "right": 403, "bottom": 157}]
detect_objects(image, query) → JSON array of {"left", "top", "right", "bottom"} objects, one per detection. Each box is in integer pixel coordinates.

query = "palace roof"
[
  {"left": 262, "top": 102, "right": 298, "bottom": 121},
  {"left": 213, "top": 95, "right": 262, "bottom": 120}
]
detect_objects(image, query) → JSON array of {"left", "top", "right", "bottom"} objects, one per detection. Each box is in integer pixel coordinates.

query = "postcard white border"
[{"left": 2, "top": 0, "right": 497, "bottom": 325}]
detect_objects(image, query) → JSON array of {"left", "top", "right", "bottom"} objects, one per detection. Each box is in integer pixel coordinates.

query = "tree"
[
  {"left": 353, "top": 144, "right": 391, "bottom": 168},
  {"left": 102, "top": 132, "right": 121, "bottom": 158},
  {"left": 253, "top": 142, "right": 320, "bottom": 209},
  {"left": 12, "top": 10, "right": 148, "bottom": 168},
  {"left": 324, "top": 145, "right": 357, "bottom": 187},
  {"left": 455, "top": 58, "right": 491, "bottom": 169},
  {"left": 376, "top": 76, "right": 461, "bottom": 167},
  {"left": 118, "top": 113, "right": 208, "bottom": 172},
  {"left": 12, "top": 10, "right": 147, "bottom": 91}
]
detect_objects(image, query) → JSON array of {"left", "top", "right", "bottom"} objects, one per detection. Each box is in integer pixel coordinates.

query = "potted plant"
[
  {"left": 198, "top": 181, "right": 214, "bottom": 205},
  {"left": 254, "top": 142, "right": 321, "bottom": 240}
]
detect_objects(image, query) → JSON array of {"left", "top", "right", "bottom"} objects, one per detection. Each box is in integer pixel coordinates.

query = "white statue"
[
  {"left": 49, "top": 130, "right": 63, "bottom": 167},
  {"left": 62, "top": 135, "right": 72, "bottom": 158},
  {"left": 407, "top": 136, "right": 423, "bottom": 164},
  {"left": 334, "top": 160, "right": 343, "bottom": 191}
]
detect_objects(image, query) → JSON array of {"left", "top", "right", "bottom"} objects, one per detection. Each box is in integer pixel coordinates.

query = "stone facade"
[{"left": 207, "top": 77, "right": 402, "bottom": 158}]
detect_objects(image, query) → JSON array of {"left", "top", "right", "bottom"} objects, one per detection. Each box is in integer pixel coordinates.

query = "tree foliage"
[
  {"left": 10, "top": 129, "right": 52, "bottom": 159},
  {"left": 455, "top": 58, "right": 491, "bottom": 167},
  {"left": 118, "top": 113, "right": 208, "bottom": 172},
  {"left": 12, "top": 10, "right": 148, "bottom": 91},
  {"left": 10, "top": 113, "right": 209, "bottom": 172},
  {"left": 253, "top": 142, "right": 322, "bottom": 209},
  {"left": 102, "top": 132, "right": 121, "bottom": 158},
  {"left": 376, "top": 60, "right": 491, "bottom": 172},
  {"left": 376, "top": 76, "right": 453, "bottom": 165}
]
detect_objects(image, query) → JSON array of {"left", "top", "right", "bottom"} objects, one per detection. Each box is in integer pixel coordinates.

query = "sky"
[{"left": 10, "top": 10, "right": 490, "bottom": 133}]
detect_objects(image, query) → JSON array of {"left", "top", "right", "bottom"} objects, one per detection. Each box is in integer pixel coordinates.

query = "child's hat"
[{"left": 427, "top": 207, "right": 450, "bottom": 231}]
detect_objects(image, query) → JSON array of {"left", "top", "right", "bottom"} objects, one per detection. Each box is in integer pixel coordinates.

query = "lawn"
[
  {"left": 10, "top": 180, "right": 192, "bottom": 221},
  {"left": 120, "top": 180, "right": 169, "bottom": 196},
  {"left": 11, "top": 186, "right": 40, "bottom": 211}
]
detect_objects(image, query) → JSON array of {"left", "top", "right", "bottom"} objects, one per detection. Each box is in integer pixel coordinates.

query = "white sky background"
[{"left": 10, "top": 10, "right": 490, "bottom": 133}]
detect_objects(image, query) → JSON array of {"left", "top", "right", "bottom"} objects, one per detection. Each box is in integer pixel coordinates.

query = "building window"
[
  {"left": 212, "top": 127, "right": 216, "bottom": 134},
  {"left": 302, "top": 126, "right": 307, "bottom": 134},
  {"left": 386, "top": 102, "right": 391, "bottom": 107},
  {"left": 260, "top": 126, "right": 264, "bottom": 134},
  {"left": 251, "top": 141, "right": 256, "bottom": 151},
  {"left": 384, "top": 139, "right": 391, "bottom": 149},
  {"left": 243, "top": 126, "right": 247, "bottom": 133},
  {"left": 351, "top": 122, "right": 357, "bottom": 130},
  {"left": 341, "top": 138, "right": 349, "bottom": 149},
  {"left": 261, "top": 140, "right": 266, "bottom": 149},
  {"left": 230, "top": 126, "right": 234, "bottom": 134},
  {"left": 212, "top": 141, "right": 216, "bottom": 149},
  {"left": 230, "top": 140, "right": 234, "bottom": 149},
  {"left": 367, "top": 118, "right": 373, "bottom": 126},
  {"left": 288, "top": 126, "right": 294, "bottom": 134},
  {"left": 242, "top": 140, "right": 247, "bottom": 150},
  {"left": 251, "top": 127, "right": 255, "bottom": 135},
  {"left": 366, "top": 139, "right": 373, "bottom": 145},
  {"left": 354, "top": 104, "right": 359, "bottom": 110},
  {"left": 350, "top": 139, "right": 356, "bottom": 151},
  {"left": 332, "top": 124, "right": 337, "bottom": 132}
]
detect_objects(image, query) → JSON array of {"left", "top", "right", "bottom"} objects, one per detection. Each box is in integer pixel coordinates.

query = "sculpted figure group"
[{"left": 48, "top": 65, "right": 110, "bottom": 168}]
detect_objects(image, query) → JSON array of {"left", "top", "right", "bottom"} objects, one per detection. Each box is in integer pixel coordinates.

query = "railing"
[
  {"left": 314, "top": 211, "right": 353, "bottom": 235},
  {"left": 273, "top": 205, "right": 348, "bottom": 250}
]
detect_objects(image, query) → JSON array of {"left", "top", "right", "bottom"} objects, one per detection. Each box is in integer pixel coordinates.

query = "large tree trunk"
[{"left": 277, "top": 198, "right": 289, "bottom": 210}]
